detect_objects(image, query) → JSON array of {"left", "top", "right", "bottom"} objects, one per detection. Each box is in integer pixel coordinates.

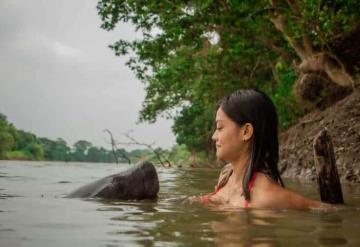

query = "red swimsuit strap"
[
  {"left": 199, "top": 177, "right": 226, "bottom": 204},
  {"left": 243, "top": 171, "right": 259, "bottom": 208},
  {"left": 200, "top": 169, "right": 259, "bottom": 207}
]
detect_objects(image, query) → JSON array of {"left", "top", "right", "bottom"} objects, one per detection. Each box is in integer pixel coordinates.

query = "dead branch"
[
  {"left": 313, "top": 128, "right": 344, "bottom": 204},
  {"left": 104, "top": 129, "right": 131, "bottom": 164},
  {"left": 116, "top": 131, "right": 172, "bottom": 167}
]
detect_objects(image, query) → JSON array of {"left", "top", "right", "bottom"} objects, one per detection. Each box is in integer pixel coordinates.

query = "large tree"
[
  {"left": 97, "top": 0, "right": 281, "bottom": 155},
  {"left": 97, "top": 0, "right": 360, "bottom": 156}
]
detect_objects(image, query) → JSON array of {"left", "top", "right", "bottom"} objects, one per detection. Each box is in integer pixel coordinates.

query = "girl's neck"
[{"left": 230, "top": 153, "right": 251, "bottom": 183}]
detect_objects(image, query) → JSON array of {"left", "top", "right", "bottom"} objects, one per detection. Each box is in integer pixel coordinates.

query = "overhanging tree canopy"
[{"left": 97, "top": 0, "right": 360, "bottom": 156}]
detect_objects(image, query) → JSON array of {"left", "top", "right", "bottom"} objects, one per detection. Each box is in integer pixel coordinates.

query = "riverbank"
[{"left": 279, "top": 88, "right": 360, "bottom": 183}]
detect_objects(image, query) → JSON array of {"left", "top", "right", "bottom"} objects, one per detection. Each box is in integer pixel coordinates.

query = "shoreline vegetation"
[{"left": 0, "top": 112, "right": 214, "bottom": 167}]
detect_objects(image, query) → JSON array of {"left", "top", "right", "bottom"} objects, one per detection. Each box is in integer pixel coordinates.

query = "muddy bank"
[{"left": 279, "top": 89, "right": 360, "bottom": 183}]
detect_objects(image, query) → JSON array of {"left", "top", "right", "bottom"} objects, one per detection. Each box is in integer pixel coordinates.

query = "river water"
[{"left": 0, "top": 160, "right": 359, "bottom": 247}]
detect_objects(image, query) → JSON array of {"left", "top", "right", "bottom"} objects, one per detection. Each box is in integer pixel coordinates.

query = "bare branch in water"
[
  {"left": 104, "top": 129, "right": 131, "bottom": 164},
  {"left": 116, "top": 131, "right": 172, "bottom": 167}
]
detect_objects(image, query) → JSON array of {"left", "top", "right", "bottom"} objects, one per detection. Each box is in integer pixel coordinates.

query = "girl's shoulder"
[{"left": 251, "top": 173, "right": 325, "bottom": 210}]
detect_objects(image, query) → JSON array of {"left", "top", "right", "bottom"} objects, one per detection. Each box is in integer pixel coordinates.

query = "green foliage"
[
  {"left": 0, "top": 113, "right": 194, "bottom": 164},
  {"left": 71, "top": 140, "right": 92, "bottom": 162},
  {"left": 172, "top": 102, "right": 215, "bottom": 154},
  {"left": 0, "top": 114, "right": 45, "bottom": 160},
  {"left": 168, "top": 144, "right": 191, "bottom": 165},
  {"left": 39, "top": 138, "right": 70, "bottom": 162},
  {"left": 13, "top": 130, "right": 37, "bottom": 151},
  {"left": 128, "top": 149, "right": 153, "bottom": 163},
  {"left": 25, "top": 142, "right": 44, "bottom": 160},
  {"left": 73, "top": 140, "right": 92, "bottom": 153},
  {"left": 97, "top": 0, "right": 360, "bottom": 158},
  {"left": 283, "top": 0, "right": 360, "bottom": 48},
  {"left": 97, "top": 0, "right": 281, "bottom": 157},
  {"left": 167, "top": 144, "right": 212, "bottom": 166},
  {"left": 268, "top": 62, "right": 304, "bottom": 129},
  {"left": 39, "top": 137, "right": 55, "bottom": 160},
  {"left": 4, "top": 150, "right": 30, "bottom": 160},
  {"left": 0, "top": 131, "right": 14, "bottom": 158},
  {"left": 86, "top": 146, "right": 103, "bottom": 162}
]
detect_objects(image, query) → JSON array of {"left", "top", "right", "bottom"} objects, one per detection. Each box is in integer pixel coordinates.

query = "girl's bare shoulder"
[{"left": 250, "top": 172, "right": 321, "bottom": 210}]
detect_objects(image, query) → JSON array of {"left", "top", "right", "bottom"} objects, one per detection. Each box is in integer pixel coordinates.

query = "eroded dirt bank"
[{"left": 279, "top": 89, "right": 360, "bottom": 183}]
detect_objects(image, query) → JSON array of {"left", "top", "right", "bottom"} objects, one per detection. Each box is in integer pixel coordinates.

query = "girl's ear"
[{"left": 241, "top": 123, "right": 254, "bottom": 141}]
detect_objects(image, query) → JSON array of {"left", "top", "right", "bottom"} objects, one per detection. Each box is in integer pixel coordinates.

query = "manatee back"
[{"left": 67, "top": 161, "right": 159, "bottom": 200}]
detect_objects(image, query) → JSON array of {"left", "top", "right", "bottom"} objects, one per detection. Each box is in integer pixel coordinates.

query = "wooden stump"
[{"left": 313, "top": 128, "right": 344, "bottom": 204}]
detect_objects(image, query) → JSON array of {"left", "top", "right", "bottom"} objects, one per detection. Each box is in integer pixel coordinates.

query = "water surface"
[{"left": 0, "top": 160, "right": 359, "bottom": 246}]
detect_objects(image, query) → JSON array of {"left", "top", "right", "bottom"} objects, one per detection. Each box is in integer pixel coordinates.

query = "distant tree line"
[{"left": 0, "top": 113, "right": 190, "bottom": 164}]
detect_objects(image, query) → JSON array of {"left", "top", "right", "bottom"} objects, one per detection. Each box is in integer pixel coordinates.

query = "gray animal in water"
[{"left": 67, "top": 161, "right": 159, "bottom": 200}]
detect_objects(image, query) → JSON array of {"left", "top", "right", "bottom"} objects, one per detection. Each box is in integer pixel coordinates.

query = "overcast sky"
[{"left": 0, "top": 0, "right": 175, "bottom": 150}]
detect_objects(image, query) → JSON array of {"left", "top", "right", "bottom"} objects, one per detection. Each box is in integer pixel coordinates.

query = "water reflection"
[
  {"left": 1, "top": 161, "right": 360, "bottom": 247},
  {"left": 211, "top": 209, "right": 283, "bottom": 247},
  {"left": 316, "top": 213, "right": 347, "bottom": 246},
  {"left": 209, "top": 207, "right": 353, "bottom": 247},
  {"left": 84, "top": 167, "right": 358, "bottom": 247}
]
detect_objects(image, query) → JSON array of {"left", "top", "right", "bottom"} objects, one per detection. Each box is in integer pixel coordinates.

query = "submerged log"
[
  {"left": 313, "top": 128, "right": 344, "bottom": 204},
  {"left": 67, "top": 161, "right": 159, "bottom": 200}
]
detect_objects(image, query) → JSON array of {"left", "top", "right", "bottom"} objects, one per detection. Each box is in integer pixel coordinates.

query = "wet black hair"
[{"left": 218, "top": 89, "right": 285, "bottom": 201}]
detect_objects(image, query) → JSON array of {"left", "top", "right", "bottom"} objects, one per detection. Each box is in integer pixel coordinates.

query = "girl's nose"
[{"left": 211, "top": 131, "right": 217, "bottom": 142}]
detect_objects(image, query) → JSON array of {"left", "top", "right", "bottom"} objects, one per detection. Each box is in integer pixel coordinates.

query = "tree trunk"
[
  {"left": 313, "top": 128, "right": 344, "bottom": 204},
  {"left": 294, "top": 53, "right": 353, "bottom": 109},
  {"left": 268, "top": 1, "right": 354, "bottom": 109}
]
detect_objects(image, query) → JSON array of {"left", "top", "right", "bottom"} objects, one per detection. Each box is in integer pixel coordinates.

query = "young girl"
[{"left": 199, "top": 89, "right": 329, "bottom": 210}]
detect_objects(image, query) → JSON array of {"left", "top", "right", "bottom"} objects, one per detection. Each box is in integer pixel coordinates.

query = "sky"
[{"left": 0, "top": 0, "right": 175, "bottom": 150}]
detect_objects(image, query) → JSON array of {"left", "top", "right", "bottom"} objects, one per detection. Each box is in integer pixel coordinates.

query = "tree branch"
[
  {"left": 269, "top": 0, "right": 311, "bottom": 60},
  {"left": 116, "top": 131, "right": 172, "bottom": 167},
  {"left": 104, "top": 129, "right": 131, "bottom": 164}
]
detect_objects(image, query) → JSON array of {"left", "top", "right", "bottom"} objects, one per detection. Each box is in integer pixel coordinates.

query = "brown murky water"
[{"left": 1, "top": 160, "right": 359, "bottom": 246}]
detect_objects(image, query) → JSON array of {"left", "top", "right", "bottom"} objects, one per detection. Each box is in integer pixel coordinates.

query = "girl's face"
[{"left": 212, "top": 107, "right": 252, "bottom": 162}]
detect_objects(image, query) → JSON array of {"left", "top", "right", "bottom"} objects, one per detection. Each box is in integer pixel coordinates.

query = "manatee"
[{"left": 67, "top": 161, "right": 159, "bottom": 200}]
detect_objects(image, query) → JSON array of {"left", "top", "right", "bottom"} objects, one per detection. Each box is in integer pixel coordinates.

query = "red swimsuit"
[{"left": 199, "top": 171, "right": 259, "bottom": 208}]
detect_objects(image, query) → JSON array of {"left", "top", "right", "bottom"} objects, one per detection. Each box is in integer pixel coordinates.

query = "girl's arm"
[{"left": 251, "top": 173, "right": 331, "bottom": 210}]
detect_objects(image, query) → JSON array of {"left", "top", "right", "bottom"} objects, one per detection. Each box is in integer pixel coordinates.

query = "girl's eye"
[{"left": 216, "top": 127, "right": 223, "bottom": 130}]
